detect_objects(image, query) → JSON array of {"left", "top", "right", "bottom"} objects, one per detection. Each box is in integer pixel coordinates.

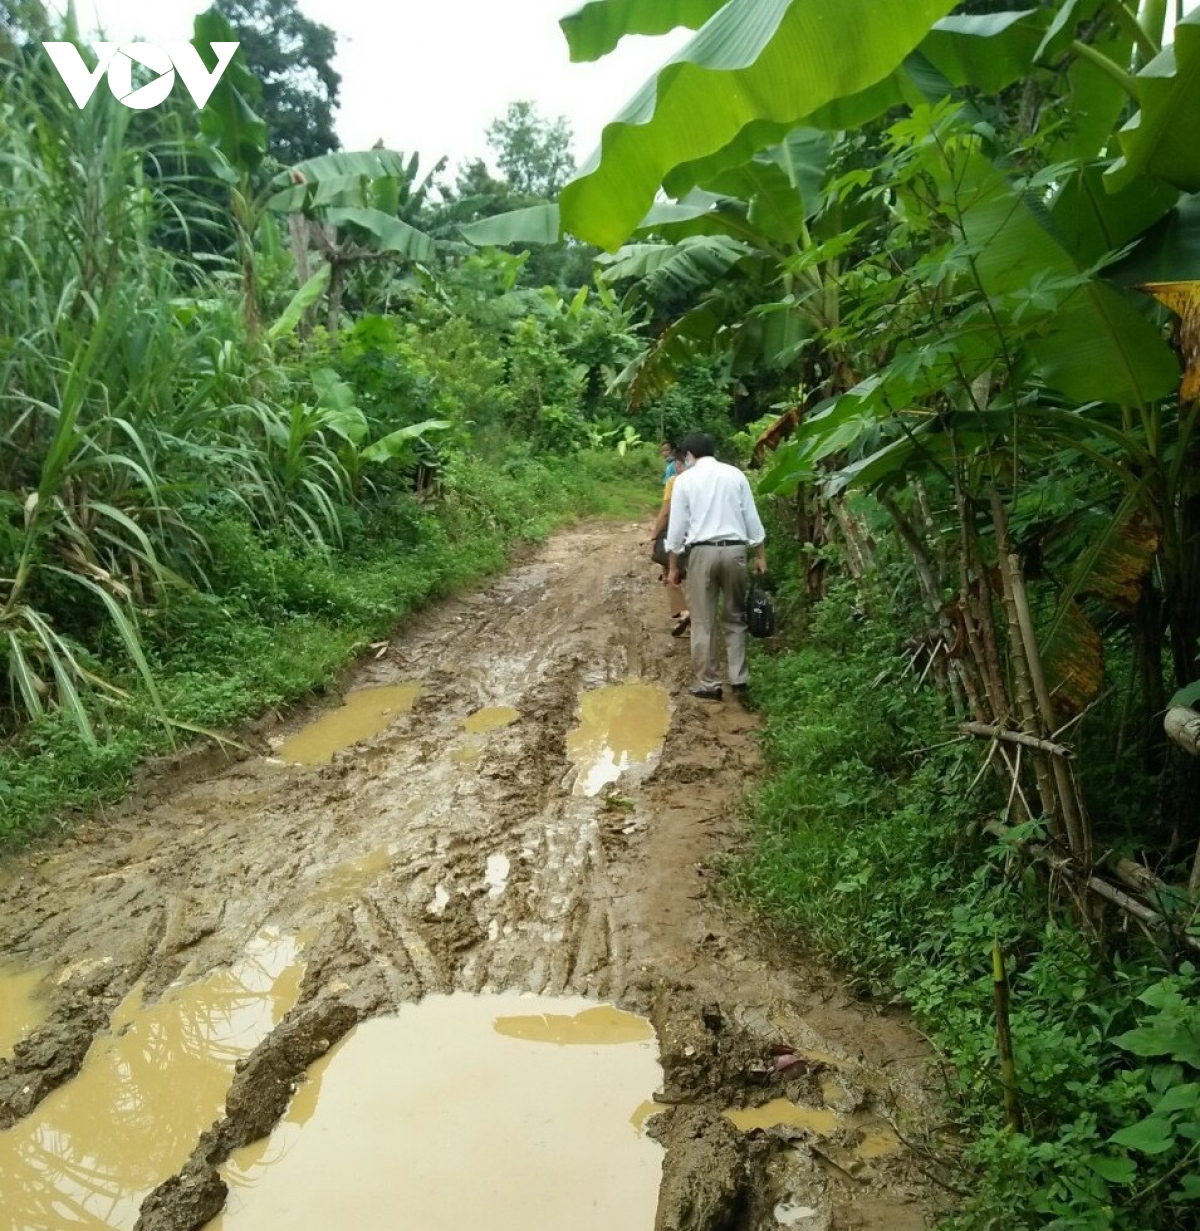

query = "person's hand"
[
  {"left": 753, "top": 556, "right": 767, "bottom": 576},
  {"left": 667, "top": 567, "right": 679, "bottom": 587}
]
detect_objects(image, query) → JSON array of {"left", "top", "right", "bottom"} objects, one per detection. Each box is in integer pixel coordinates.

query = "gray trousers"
[{"left": 685, "top": 544, "right": 748, "bottom": 690}]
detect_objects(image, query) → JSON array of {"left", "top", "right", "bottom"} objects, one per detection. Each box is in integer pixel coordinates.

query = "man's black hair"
[{"left": 681, "top": 431, "right": 715, "bottom": 459}]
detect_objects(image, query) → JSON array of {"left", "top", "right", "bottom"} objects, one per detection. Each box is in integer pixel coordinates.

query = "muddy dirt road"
[{"left": 0, "top": 521, "right": 952, "bottom": 1231}]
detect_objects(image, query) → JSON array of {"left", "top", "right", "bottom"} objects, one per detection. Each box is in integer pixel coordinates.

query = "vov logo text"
[{"left": 42, "top": 42, "right": 241, "bottom": 110}]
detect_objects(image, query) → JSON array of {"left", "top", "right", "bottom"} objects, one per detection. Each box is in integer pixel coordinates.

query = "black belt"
[{"left": 691, "top": 538, "right": 746, "bottom": 548}]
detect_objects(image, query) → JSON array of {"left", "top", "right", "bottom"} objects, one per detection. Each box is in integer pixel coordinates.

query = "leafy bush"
[{"left": 736, "top": 585, "right": 1200, "bottom": 1230}]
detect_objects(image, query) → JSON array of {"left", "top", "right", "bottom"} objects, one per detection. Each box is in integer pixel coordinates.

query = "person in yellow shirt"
[{"left": 649, "top": 451, "right": 690, "bottom": 636}]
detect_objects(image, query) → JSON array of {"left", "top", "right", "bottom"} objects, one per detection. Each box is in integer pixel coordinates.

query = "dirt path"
[{"left": 0, "top": 521, "right": 952, "bottom": 1231}]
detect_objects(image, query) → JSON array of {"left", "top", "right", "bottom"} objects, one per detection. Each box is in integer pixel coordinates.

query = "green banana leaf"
[
  {"left": 558, "top": 0, "right": 961, "bottom": 250},
  {"left": 460, "top": 204, "right": 562, "bottom": 246},
  {"left": 561, "top": 0, "right": 730, "bottom": 61},
  {"left": 598, "top": 235, "right": 751, "bottom": 295},
  {"left": 1108, "top": 11, "right": 1200, "bottom": 192},
  {"left": 194, "top": 9, "right": 266, "bottom": 178},
  {"left": 920, "top": 9, "right": 1050, "bottom": 92},
  {"left": 269, "top": 150, "right": 421, "bottom": 212},
  {"left": 360, "top": 420, "right": 451, "bottom": 464},
  {"left": 1108, "top": 193, "right": 1200, "bottom": 284},
  {"left": 324, "top": 207, "right": 436, "bottom": 261},
  {"left": 958, "top": 158, "right": 1180, "bottom": 406},
  {"left": 268, "top": 266, "right": 331, "bottom": 340},
  {"left": 1050, "top": 164, "right": 1178, "bottom": 268}
]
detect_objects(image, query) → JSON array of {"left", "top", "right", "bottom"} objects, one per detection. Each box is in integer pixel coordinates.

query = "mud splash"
[
  {"left": 209, "top": 994, "right": 662, "bottom": 1231},
  {"left": 0, "top": 963, "right": 50, "bottom": 1057},
  {"left": 566, "top": 682, "right": 670, "bottom": 796},
  {"left": 277, "top": 684, "right": 420, "bottom": 765},
  {"left": 0, "top": 929, "right": 305, "bottom": 1230}
]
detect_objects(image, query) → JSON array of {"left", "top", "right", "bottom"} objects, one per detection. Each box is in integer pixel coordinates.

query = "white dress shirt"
[{"left": 663, "top": 456, "right": 766, "bottom": 555}]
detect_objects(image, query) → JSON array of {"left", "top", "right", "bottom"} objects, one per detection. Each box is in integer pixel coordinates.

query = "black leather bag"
[
  {"left": 651, "top": 530, "right": 669, "bottom": 567},
  {"left": 747, "top": 577, "right": 775, "bottom": 638}
]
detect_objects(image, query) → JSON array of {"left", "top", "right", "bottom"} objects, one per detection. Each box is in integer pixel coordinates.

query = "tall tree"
[
  {"left": 213, "top": 0, "right": 340, "bottom": 165},
  {"left": 485, "top": 100, "right": 575, "bottom": 199}
]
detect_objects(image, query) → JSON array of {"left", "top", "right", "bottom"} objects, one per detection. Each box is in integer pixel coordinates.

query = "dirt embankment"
[{"left": 0, "top": 522, "right": 954, "bottom": 1230}]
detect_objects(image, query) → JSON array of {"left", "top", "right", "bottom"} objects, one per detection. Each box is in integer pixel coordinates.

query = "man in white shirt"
[{"left": 664, "top": 432, "right": 767, "bottom": 700}]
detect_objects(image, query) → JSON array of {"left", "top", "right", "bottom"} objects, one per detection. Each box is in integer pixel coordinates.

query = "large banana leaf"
[
  {"left": 958, "top": 157, "right": 1180, "bottom": 406},
  {"left": 920, "top": 9, "right": 1050, "bottom": 92},
  {"left": 1050, "top": 164, "right": 1178, "bottom": 267},
  {"left": 561, "top": 0, "right": 730, "bottom": 60},
  {"left": 324, "top": 207, "right": 436, "bottom": 261},
  {"left": 1108, "top": 11, "right": 1200, "bottom": 192},
  {"left": 1108, "top": 193, "right": 1200, "bottom": 284},
  {"left": 598, "top": 235, "right": 751, "bottom": 295},
  {"left": 269, "top": 150, "right": 422, "bottom": 213},
  {"left": 268, "top": 266, "right": 331, "bottom": 340},
  {"left": 460, "top": 204, "right": 562, "bottom": 247},
  {"left": 194, "top": 9, "right": 266, "bottom": 178},
  {"left": 558, "top": 0, "right": 960, "bottom": 250}
]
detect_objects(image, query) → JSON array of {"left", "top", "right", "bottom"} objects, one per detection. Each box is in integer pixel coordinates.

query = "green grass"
[
  {"left": 0, "top": 450, "right": 658, "bottom": 845},
  {"left": 735, "top": 581, "right": 1200, "bottom": 1231}
]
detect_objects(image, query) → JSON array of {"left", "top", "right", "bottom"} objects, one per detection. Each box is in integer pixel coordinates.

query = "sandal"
[{"left": 671, "top": 614, "right": 691, "bottom": 638}]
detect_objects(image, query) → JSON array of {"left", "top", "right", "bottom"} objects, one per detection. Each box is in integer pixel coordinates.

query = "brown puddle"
[
  {"left": 726, "top": 1098, "right": 841, "bottom": 1135},
  {"left": 566, "top": 682, "right": 670, "bottom": 796},
  {"left": 209, "top": 994, "right": 662, "bottom": 1231},
  {"left": 463, "top": 705, "right": 519, "bottom": 734},
  {"left": 0, "top": 962, "right": 51, "bottom": 1057},
  {"left": 723, "top": 1098, "right": 903, "bottom": 1162},
  {"left": 0, "top": 928, "right": 306, "bottom": 1230},
  {"left": 278, "top": 683, "right": 421, "bottom": 765}
]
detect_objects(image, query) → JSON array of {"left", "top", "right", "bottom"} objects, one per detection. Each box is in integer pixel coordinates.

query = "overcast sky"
[
  {"left": 67, "top": 0, "right": 689, "bottom": 178},
  {"left": 56, "top": 1, "right": 1198, "bottom": 179}
]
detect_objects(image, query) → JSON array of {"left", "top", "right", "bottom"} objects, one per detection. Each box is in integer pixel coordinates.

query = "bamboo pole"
[
  {"left": 992, "top": 943, "right": 1023, "bottom": 1133},
  {"left": 959, "top": 722, "right": 1074, "bottom": 758}
]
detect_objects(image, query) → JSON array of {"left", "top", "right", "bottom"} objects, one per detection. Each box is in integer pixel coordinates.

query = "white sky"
[
  {"left": 64, "top": 0, "right": 689, "bottom": 178},
  {"left": 55, "top": 1, "right": 1199, "bottom": 179}
]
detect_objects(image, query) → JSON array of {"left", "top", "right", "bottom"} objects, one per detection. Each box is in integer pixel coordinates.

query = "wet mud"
[{"left": 0, "top": 522, "right": 952, "bottom": 1230}]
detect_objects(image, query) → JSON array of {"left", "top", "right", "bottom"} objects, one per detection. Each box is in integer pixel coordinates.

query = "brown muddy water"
[
  {"left": 0, "top": 930, "right": 305, "bottom": 1229},
  {"left": 566, "top": 682, "right": 670, "bottom": 796},
  {"left": 276, "top": 683, "right": 421, "bottom": 765},
  {"left": 0, "top": 964, "right": 50, "bottom": 1058},
  {"left": 208, "top": 994, "right": 662, "bottom": 1231}
]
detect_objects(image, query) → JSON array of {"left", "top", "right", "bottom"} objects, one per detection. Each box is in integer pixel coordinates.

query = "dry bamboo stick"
[
  {"left": 959, "top": 722, "right": 1074, "bottom": 759},
  {"left": 984, "top": 822, "right": 1200, "bottom": 956}
]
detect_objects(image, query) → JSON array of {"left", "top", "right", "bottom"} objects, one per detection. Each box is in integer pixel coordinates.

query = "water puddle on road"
[
  {"left": 0, "top": 928, "right": 306, "bottom": 1230},
  {"left": 463, "top": 705, "right": 520, "bottom": 734},
  {"left": 726, "top": 1099, "right": 841, "bottom": 1135},
  {"left": 566, "top": 682, "right": 670, "bottom": 796},
  {"left": 0, "top": 963, "right": 50, "bottom": 1057},
  {"left": 209, "top": 993, "right": 663, "bottom": 1231},
  {"left": 723, "top": 1099, "right": 903, "bottom": 1162},
  {"left": 278, "top": 684, "right": 421, "bottom": 765}
]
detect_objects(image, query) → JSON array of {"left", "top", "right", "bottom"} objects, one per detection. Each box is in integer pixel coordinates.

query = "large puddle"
[
  {"left": 566, "top": 682, "right": 670, "bottom": 796},
  {"left": 278, "top": 684, "right": 421, "bottom": 765},
  {"left": 209, "top": 994, "right": 663, "bottom": 1230},
  {"left": 0, "top": 928, "right": 306, "bottom": 1230},
  {"left": 0, "top": 962, "right": 51, "bottom": 1058}
]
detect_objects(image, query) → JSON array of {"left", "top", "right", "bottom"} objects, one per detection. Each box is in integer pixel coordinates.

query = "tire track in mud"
[{"left": 0, "top": 522, "right": 954, "bottom": 1231}]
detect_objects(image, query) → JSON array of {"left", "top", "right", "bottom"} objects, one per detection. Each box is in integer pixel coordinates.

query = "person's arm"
[
  {"left": 649, "top": 479, "right": 674, "bottom": 541},
  {"left": 664, "top": 477, "right": 689, "bottom": 584},
  {"left": 741, "top": 476, "right": 768, "bottom": 574}
]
